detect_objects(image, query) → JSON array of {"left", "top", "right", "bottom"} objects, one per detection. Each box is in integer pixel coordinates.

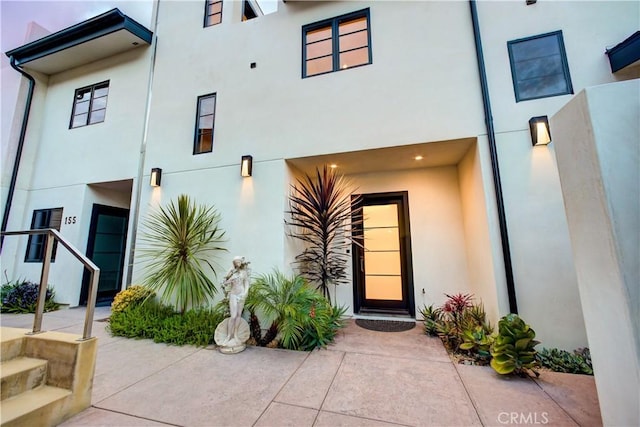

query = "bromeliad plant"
[
  {"left": 490, "top": 313, "right": 540, "bottom": 377},
  {"left": 286, "top": 166, "right": 361, "bottom": 304},
  {"left": 139, "top": 194, "right": 226, "bottom": 313}
]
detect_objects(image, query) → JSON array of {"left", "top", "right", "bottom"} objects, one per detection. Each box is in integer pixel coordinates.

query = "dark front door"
[
  {"left": 352, "top": 192, "right": 415, "bottom": 316},
  {"left": 80, "top": 204, "right": 129, "bottom": 305}
]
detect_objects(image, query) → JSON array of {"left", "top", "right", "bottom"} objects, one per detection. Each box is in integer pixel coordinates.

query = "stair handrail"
[{"left": 0, "top": 228, "right": 100, "bottom": 340}]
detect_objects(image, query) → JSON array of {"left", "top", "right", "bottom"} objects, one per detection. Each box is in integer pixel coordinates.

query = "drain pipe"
[
  {"left": 469, "top": 0, "right": 518, "bottom": 314},
  {"left": 1, "top": 57, "right": 36, "bottom": 251}
]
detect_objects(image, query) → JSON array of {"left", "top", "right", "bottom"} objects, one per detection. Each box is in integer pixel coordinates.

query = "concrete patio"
[{"left": 1, "top": 308, "right": 601, "bottom": 426}]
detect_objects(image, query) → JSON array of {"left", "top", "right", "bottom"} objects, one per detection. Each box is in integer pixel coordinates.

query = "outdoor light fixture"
[
  {"left": 529, "top": 116, "right": 552, "bottom": 146},
  {"left": 241, "top": 155, "right": 253, "bottom": 177},
  {"left": 150, "top": 168, "right": 162, "bottom": 187}
]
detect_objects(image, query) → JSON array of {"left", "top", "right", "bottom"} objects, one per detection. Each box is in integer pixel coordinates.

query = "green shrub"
[
  {"left": 490, "top": 314, "right": 540, "bottom": 377},
  {"left": 1, "top": 279, "right": 60, "bottom": 313},
  {"left": 111, "top": 285, "right": 155, "bottom": 313},
  {"left": 108, "top": 300, "right": 225, "bottom": 347},
  {"left": 536, "top": 347, "right": 593, "bottom": 375},
  {"left": 246, "top": 271, "right": 346, "bottom": 351}
]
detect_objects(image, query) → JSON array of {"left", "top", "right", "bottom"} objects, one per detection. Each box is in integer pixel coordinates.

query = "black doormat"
[{"left": 355, "top": 319, "right": 416, "bottom": 332}]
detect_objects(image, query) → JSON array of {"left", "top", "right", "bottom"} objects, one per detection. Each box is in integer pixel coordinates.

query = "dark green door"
[{"left": 80, "top": 204, "right": 129, "bottom": 305}]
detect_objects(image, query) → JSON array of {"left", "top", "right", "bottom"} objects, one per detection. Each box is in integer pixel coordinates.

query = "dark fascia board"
[
  {"left": 5, "top": 8, "right": 152, "bottom": 66},
  {"left": 606, "top": 31, "right": 640, "bottom": 73}
]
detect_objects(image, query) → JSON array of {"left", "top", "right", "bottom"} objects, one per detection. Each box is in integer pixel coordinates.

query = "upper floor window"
[
  {"left": 70, "top": 81, "right": 109, "bottom": 128},
  {"left": 204, "top": 0, "right": 223, "bottom": 27},
  {"left": 242, "top": 0, "right": 258, "bottom": 21},
  {"left": 507, "top": 31, "right": 573, "bottom": 102},
  {"left": 302, "top": 9, "right": 371, "bottom": 78},
  {"left": 25, "top": 208, "right": 63, "bottom": 262},
  {"left": 194, "top": 94, "right": 216, "bottom": 154}
]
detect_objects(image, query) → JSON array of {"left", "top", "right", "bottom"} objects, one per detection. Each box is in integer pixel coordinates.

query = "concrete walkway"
[{"left": 1, "top": 308, "right": 601, "bottom": 426}]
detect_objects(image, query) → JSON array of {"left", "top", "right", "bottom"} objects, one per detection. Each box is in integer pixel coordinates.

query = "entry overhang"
[
  {"left": 5, "top": 8, "right": 152, "bottom": 75},
  {"left": 606, "top": 31, "right": 640, "bottom": 73}
]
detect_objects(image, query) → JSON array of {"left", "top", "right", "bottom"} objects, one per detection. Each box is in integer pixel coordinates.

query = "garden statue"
[{"left": 214, "top": 256, "right": 251, "bottom": 353}]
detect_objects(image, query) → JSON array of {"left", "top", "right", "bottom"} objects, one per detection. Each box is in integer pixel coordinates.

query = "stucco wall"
[{"left": 553, "top": 80, "right": 639, "bottom": 426}]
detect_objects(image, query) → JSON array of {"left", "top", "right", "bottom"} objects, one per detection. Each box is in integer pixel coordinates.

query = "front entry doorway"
[
  {"left": 80, "top": 204, "right": 129, "bottom": 305},
  {"left": 352, "top": 192, "right": 415, "bottom": 316}
]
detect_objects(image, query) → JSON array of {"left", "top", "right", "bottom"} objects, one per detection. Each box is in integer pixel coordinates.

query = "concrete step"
[
  {"left": 0, "top": 328, "right": 28, "bottom": 362},
  {"left": 0, "top": 385, "right": 71, "bottom": 427},
  {"left": 1, "top": 357, "right": 48, "bottom": 400}
]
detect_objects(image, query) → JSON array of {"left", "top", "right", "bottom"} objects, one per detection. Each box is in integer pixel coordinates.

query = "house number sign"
[{"left": 64, "top": 216, "right": 77, "bottom": 225}]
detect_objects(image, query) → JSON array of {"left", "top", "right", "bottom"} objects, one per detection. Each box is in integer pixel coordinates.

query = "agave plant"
[
  {"left": 490, "top": 313, "right": 540, "bottom": 377},
  {"left": 286, "top": 166, "right": 361, "bottom": 304},
  {"left": 139, "top": 194, "right": 226, "bottom": 313},
  {"left": 419, "top": 304, "right": 442, "bottom": 336}
]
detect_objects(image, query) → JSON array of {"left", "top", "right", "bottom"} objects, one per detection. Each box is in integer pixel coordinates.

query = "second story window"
[
  {"left": 194, "top": 94, "right": 216, "bottom": 154},
  {"left": 70, "top": 81, "right": 109, "bottom": 128},
  {"left": 204, "top": 0, "right": 223, "bottom": 27},
  {"left": 302, "top": 9, "right": 371, "bottom": 78},
  {"left": 25, "top": 208, "right": 63, "bottom": 262},
  {"left": 507, "top": 30, "right": 573, "bottom": 102}
]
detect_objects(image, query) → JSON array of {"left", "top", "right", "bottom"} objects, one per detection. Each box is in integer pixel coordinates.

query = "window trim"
[
  {"left": 204, "top": 0, "right": 223, "bottom": 28},
  {"left": 301, "top": 8, "right": 372, "bottom": 78},
  {"left": 69, "top": 80, "right": 110, "bottom": 129},
  {"left": 193, "top": 93, "right": 217, "bottom": 155},
  {"left": 507, "top": 30, "right": 573, "bottom": 102},
  {"left": 24, "top": 207, "right": 63, "bottom": 263}
]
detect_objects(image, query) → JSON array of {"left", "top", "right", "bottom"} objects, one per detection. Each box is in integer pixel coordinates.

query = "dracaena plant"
[
  {"left": 139, "top": 194, "right": 226, "bottom": 313},
  {"left": 286, "top": 166, "right": 361, "bottom": 304}
]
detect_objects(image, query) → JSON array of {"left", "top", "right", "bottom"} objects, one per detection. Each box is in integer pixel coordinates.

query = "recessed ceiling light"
[
  {"left": 330, "top": 164, "right": 338, "bottom": 169},
  {"left": 414, "top": 155, "right": 423, "bottom": 161}
]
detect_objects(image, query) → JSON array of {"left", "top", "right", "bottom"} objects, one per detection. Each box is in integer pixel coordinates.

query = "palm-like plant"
[
  {"left": 246, "top": 271, "right": 332, "bottom": 350},
  {"left": 286, "top": 166, "right": 361, "bottom": 303},
  {"left": 139, "top": 194, "right": 226, "bottom": 313}
]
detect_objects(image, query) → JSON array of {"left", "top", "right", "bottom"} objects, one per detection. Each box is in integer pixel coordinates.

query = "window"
[
  {"left": 507, "top": 31, "right": 573, "bottom": 102},
  {"left": 25, "top": 208, "right": 63, "bottom": 263},
  {"left": 204, "top": 0, "right": 222, "bottom": 27},
  {"left": 70, "top": 81, "right": 109, "bottom": 128},
  {"left": 242, "top": 0, "right": 258, "bottom": 21},
  {"left": 302, "top": 9, "right": 371, "bottom": 78},
  {"left": 194, "top": 94, "right": 216, "bottom": 154}
]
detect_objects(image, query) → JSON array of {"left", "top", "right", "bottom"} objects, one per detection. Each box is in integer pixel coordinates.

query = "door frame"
[
  {"left": 80, "top": 204, "right": 130, "bottom": 305},
  {"left": 351, "top": 191, "right": 415, "bottom": 317}
]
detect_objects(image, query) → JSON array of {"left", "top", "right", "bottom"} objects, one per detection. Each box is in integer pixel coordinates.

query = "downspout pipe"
[
  {"left": 469, "top": 0, "right": 518, "bottom": 314},
  {"left": 1, "top": 57, "right": 36, "bottom": 251}
]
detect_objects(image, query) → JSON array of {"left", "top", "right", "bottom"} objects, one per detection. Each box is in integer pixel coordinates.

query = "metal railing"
[{"left": 1, "top": 229, "right": 100, "bottom": 340}]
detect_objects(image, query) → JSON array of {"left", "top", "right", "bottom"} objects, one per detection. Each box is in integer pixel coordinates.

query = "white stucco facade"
[{"left": 1, "top": 0, "right": 638, "bottom": 371}]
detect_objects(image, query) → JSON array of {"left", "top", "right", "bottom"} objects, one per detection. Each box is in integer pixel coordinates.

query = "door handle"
[{"left": 360, "top": 256, "right": 364, "bottom": 273}]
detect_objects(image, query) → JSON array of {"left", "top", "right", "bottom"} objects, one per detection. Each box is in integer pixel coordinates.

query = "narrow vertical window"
[
  {"left": 303, "top": 9, "right": 371, "bottom": 78},
  {"left": 25, "top": 208, "right": 63, "bottom": 262},
  {"left": 194, "top": 94, "right": 216, "bottom": 154},
  {"left": 204, "top": 0, "right": 223, "bottom": 27},
  {"left": 507, "top": 31, "right": 573, "bottom": 102},
  {"left": 70, "top": 81, "right": 109, "bottom": 128}
]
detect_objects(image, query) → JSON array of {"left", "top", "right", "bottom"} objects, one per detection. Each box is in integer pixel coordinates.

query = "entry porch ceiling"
[
  {"left": 5, "top": 8, "right": 152, "bottom": 75},
  {"left": 287, "top": 138, "right": 475, "bottom": 176}
]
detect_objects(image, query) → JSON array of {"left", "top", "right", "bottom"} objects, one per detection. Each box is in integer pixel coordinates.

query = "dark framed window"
[
  {"left": 204, "top": 0, "right": 222, "bottom": 27},
  {"left": 70, "top": 81, "right": 109, "bottom": 128},
  {"left": 507, "top": 30, "right": 573, "bottom": 102},
  {"left": 194, "top": 93, "right": 216, "bottom": 154},
  {"left": 242, "top": 0, "right": 258, "bottom": 21},
  {"left": 302, "top": 8, "right": 372, "bottom": 78},
  {"left": 25, "top": 208, "right": 63, "bottom": 263}
]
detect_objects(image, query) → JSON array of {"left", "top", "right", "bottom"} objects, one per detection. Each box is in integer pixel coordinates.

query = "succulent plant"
[
  {"left": 460, "top": 325, "right": 492, "bottom": 358},
  {"left": 490, "top": 313, "right": 540, "bottom": 376},
  {"left": 419, "top": 304, "right": 441, "bottom": 336}
]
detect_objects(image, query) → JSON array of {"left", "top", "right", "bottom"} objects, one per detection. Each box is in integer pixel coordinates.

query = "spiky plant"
[
  {"left": 286, "top": 166, "right": 361, "bottom": 303},
  {"left": 139, "top": 194, "right": 226, "bottom": 313}
]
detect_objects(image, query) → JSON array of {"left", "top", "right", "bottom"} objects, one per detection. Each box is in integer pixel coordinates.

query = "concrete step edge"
[
  {"left": 0, "top": 385, "right": 71, "bottom": 426},
  {"left": 1, "top": 357, "right": 49, "bottom": 401}
]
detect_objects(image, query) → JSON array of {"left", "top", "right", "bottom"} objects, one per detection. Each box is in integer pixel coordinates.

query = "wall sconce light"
[
  {"left": 529, "top": 116, "right": 552, "bottom": 146},
  {"left": 150, "top": 168, "right": 162, "bottom": 187},
  {"left": 241, "top": 155, "right": 253, "bottom": 177}
]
